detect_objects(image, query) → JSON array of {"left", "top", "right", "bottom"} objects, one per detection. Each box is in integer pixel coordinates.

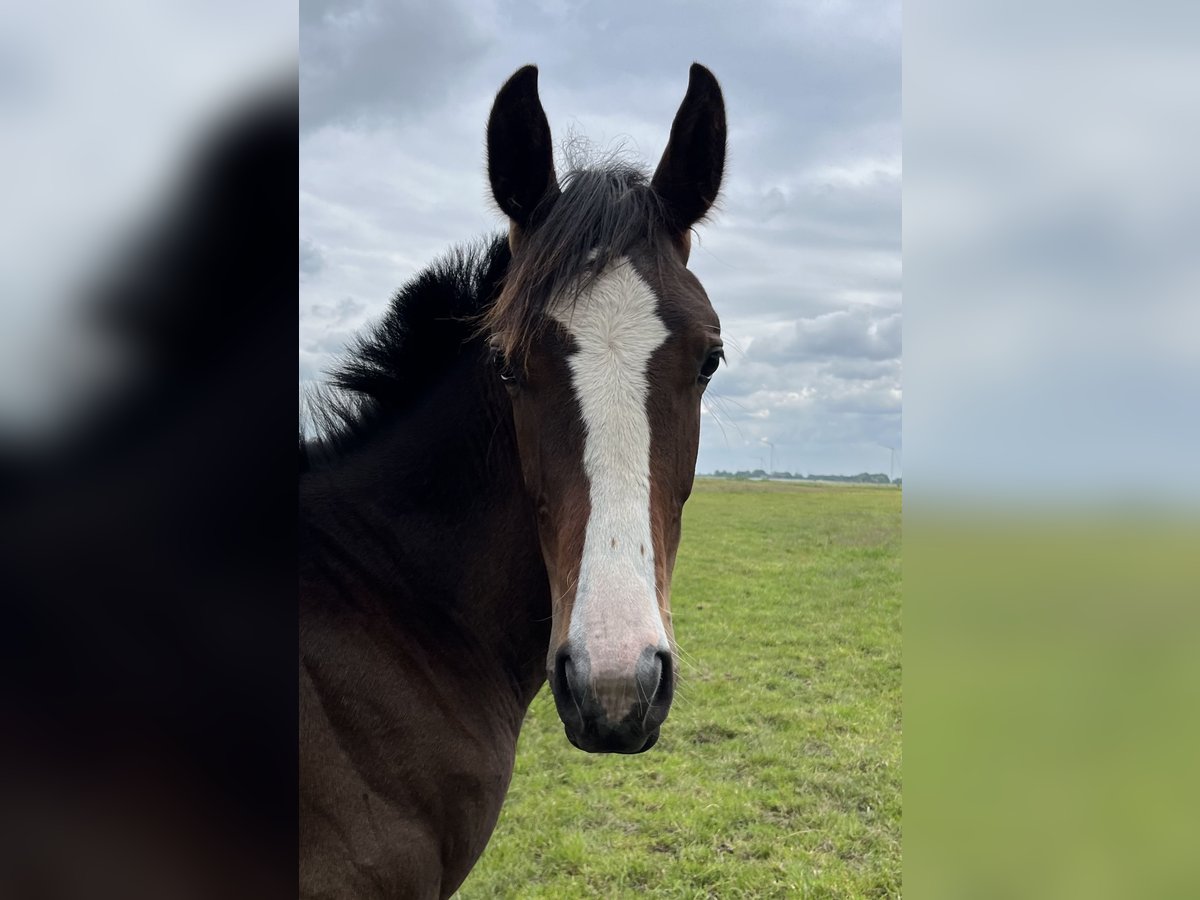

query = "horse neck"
[{"left": 302, "top": 344, "right": 551, "bottom": 718}]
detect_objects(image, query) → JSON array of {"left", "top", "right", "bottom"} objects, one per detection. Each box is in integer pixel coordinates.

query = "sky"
[
  {"left": 0, "top": 3, "right": 294, "bottom": 434},
  {"left": 300, "top": 0, "right": 901, "bottom": 477}
]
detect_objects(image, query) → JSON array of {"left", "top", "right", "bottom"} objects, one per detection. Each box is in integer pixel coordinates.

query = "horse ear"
[
  {"left": 651, "top": 63, "right": 727, "bottom": 237},
  {"left": 487, "top": 65, "right": 559, "bottom": 230}
]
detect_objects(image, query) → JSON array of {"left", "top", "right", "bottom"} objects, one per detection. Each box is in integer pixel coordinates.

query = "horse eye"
[
  {"left": 491, "top": 348, "right": 517, "bottom": 385},
  {"left": 698, "top": 349, "right": 724, "bottom": 385}
]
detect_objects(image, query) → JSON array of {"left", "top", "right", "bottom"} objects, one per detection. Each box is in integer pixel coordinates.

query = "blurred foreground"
[
  {"left": 0, "top": 59, "right": 295, "bottom": 900},
  {"left": 905, "top": 515, "right": 1200, "bottom": 897},
  {"left": 905, "top": 1, "right": 1200, "bottom": 894}
]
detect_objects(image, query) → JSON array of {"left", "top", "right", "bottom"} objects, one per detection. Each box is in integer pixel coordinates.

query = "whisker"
[
  {"left": 713, "top": 392, "right": 750, "bottom": 414},
  {"left": 721, "top": 334, "right": 747, "bottom": 360},
  {"left": 704, "top": 393, "right": 747, "bottom": 444},
  {"left": 702, "top": 395, "right": 732, "bottom": 445}
]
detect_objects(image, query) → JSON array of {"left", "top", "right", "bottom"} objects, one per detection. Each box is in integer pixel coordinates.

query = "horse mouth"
[
  {"left": 550, "top": 645, "right": 675, "bottom": 754},
  {"left": 563, "top": 724, "right": 661, "bottom": 754}
]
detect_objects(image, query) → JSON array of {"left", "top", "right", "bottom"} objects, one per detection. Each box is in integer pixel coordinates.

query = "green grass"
[
  {"left": 456, "top": 479, "right": 902, "bottom": 898},
  {"left": 904, "top": 516, "right": 1200, "bottom": 899}
]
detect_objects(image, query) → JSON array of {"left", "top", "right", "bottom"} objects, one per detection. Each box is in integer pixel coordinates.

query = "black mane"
[{"left": 300, "top": 235, "right": 511, "bottom": 472}]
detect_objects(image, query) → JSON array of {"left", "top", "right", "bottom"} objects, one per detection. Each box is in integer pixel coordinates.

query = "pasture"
[{"left": 458, "top": 479, "right": 902, "bottom": 898}]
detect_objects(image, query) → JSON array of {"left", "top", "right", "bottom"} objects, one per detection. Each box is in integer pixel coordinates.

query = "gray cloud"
[
  {"left": 299, "top": 237, "right": 324, "bottom": 278},
  {"left": 754, "top": 309, "right": 902, "bottom": 363},
  {"left": 307, "top": 296, "right": 364, "bottom": 323},
  {"left": 300, "top": 0, "right": 496, "bottom": 132}
]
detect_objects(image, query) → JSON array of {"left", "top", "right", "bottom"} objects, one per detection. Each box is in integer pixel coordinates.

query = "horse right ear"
[
  {"left": 651, "top": 63, "right": 727, "bottom": 238},
  {"left": 487, "top": 65, "right": 559, "bottom": 231}
]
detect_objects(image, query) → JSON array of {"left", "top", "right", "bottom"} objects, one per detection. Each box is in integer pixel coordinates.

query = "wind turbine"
[
  {"left": 759, "top": 437, "right": 775, "bottom": 475},
  {"left": 879, "top": 444, "right": 895, "bottom": 480}
]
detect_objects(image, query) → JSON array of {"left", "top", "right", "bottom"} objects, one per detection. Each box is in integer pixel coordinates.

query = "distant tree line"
[{"left": 708, "top": 470, "right": 900, "bottom": 485}]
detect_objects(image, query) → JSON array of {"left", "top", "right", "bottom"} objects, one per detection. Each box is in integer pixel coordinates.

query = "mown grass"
[{"left": 456, "top": 480, "right": 902, "bottom": 898}]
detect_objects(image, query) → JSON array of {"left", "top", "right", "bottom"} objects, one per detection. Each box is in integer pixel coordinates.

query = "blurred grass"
[
  {"left": 905, "top": 515, "right": 1200, "bottom": 898},
  {"left": 457, "top": 479, "right": 902, "bottom": 898}
]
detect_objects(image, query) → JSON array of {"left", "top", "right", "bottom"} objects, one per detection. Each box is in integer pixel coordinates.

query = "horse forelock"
[{"left": 481, "top": 163, "right": 676, "bottom": 364}]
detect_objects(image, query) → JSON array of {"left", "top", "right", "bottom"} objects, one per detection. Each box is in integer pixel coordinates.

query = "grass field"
[
  {"left": 457, "top": 479, "right": 902, "bottom": 898},
  {"left": 904, "top": 516, "right": 1200, "bottom": 899}
]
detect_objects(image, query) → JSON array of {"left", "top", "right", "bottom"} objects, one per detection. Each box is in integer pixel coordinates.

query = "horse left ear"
[
  {"left": 487, "top": 65, "right": 560, "bottom": 231},
  {"left": 652, "top": 63, "right": 727, "bottom": 238}
]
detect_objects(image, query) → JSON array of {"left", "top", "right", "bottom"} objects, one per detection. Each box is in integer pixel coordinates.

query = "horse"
[{"left": 299, "top": 63, "right": 726, "bottom": 899}]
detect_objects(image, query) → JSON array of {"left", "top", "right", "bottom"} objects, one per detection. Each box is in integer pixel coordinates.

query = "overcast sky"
[
  {"left": 0, "top": 4, "right": 292, "bottom": 433},
  {"left": 300, "top": 0, "right": 901, "bottom": 476}
]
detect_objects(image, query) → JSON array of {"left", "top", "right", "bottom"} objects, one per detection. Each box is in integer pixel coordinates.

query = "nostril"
[
  {"left": 634, "top": 648, "right": 673, "bottom": 711},
  {"left": 564, "top": 656, "right": 577, "bottom": 696},
  {"left": 554, "top": 647, "right": 587, "bottom": 710},
  {"left": 652, "top": 650, "right": 674, "bottom": 707},
  {"left": 553, "top": 648, "right": 571, "bottom": 695}
]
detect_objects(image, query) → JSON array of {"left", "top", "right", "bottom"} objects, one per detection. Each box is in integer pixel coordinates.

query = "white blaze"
[{"left": 549, "top": 258, "right": 670, "bottom": 708}]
